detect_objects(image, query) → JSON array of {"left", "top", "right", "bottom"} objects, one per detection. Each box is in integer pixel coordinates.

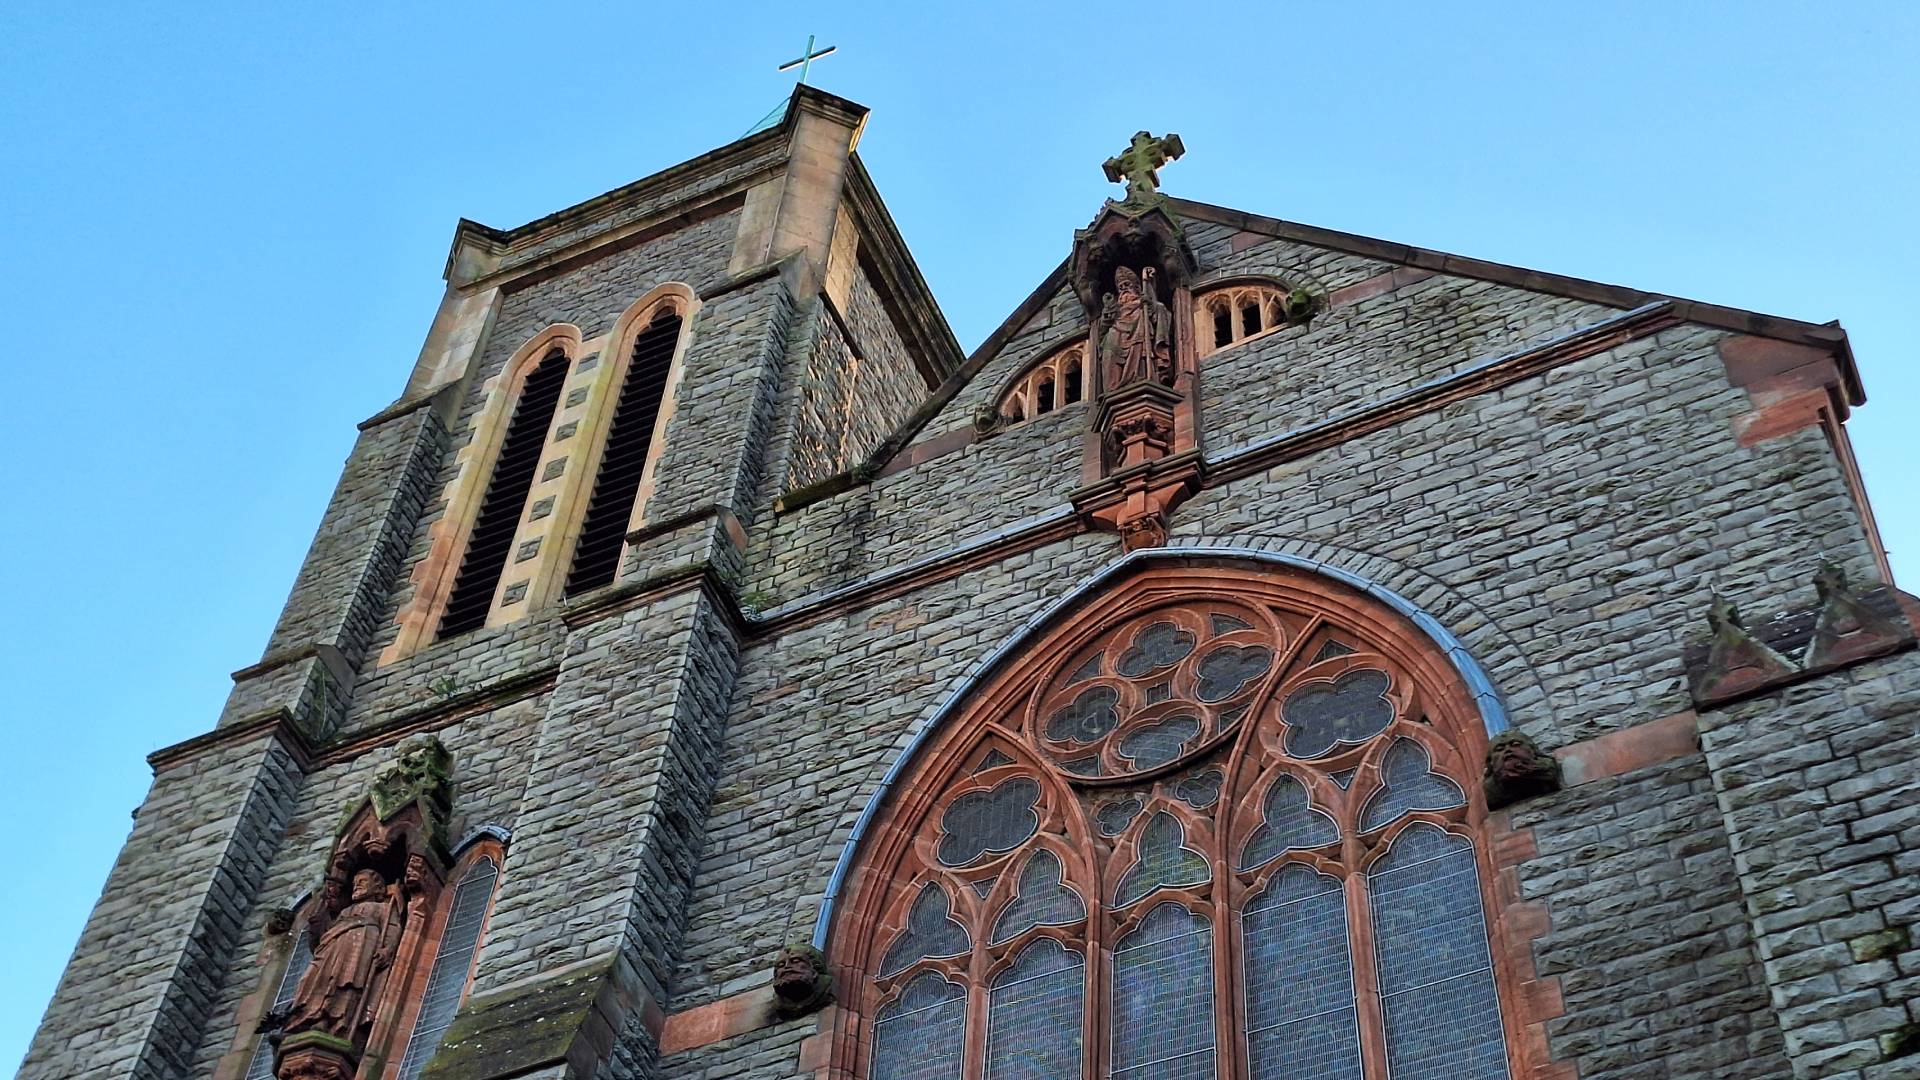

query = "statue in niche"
[
  {"left": 283, "top": 865, "right": 406, "bottom": 1043},
  {"left": 1098, "top": 265, "right": 1174, "bottom": 389}
]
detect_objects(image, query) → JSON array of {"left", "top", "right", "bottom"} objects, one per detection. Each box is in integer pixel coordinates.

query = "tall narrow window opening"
[
  {"left": 395, "top": 856, "right": 501, "bottom": 1080},
  {"left": 244, "top": 919, "right": 315, "bottom": 1080},
  {"left": 564, "top": 310, "right": 682, "bottom": 596},
  {"left": 438, "top": 350, "right": 570, "bottom": 638}
]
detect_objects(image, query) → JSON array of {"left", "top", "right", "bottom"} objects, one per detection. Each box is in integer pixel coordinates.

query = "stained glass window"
[
  {"left": 1370, "top": 825, "right": 1510, "bottom": 1080},
  {"left": 851, "top": 569, "right": 1513, "bottom": 1080},
  {"left": 880, "top": 884, "right": 972, "bottom": 977},
  {"left": 1359, "top": 740, "right": 1466, "bottom": 831},
  {"left": 989, "top": 851, "right": 1085, "bottom": 945},
  {"left": 397, "top": 856, "right": 499, "bottom": 1080},
  {"left": 985, "top": 939, "right": 1084, "bottom": 1079},
  {"left": 1111, "top": 903, "right": 1216, "bottom": 1080},
  {"left": 243, "top": 920, "right": 314, "bottom": 1080},
  {"left": 873, "top": 973, "right": 967, "bottom": 1080},
  {"left": 1114, "top": 812, "right": 1210, "bottom": 907},
  {"left": 1242, "top": 867, "right": 1363, "bottom": 1080}
]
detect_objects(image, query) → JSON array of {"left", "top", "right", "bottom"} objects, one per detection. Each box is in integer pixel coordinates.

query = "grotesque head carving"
[
  {"left": 1481, "top": 731, "right": 1562, "bottom": 810},
  {"left": 771, "top": 943, "right": 832, "bottom": 1018}
]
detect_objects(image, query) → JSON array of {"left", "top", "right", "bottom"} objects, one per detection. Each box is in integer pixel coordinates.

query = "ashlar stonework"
[{"left": 22, "top": 87, "right": 1919, "bottom": 1080}]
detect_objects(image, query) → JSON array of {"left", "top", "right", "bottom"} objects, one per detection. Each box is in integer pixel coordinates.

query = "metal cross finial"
[
  {"left": 1103, "top": 131, "right": 1186, "bottom": 203},
  {"left": 778, "top": 34, "right": 837, "bottom": 86},
  {"left": 742, "top": 35, "right": 840, "bottom": 137}
]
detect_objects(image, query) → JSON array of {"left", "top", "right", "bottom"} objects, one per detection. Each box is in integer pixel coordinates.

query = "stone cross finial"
[{"left": 1104, "top": 131, "right": 1185, "bottom": 203}]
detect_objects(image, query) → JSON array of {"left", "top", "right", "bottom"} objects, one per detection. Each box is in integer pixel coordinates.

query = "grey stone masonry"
[
  {"left": 27, "top": 91, "right": 1920, "bottom": 1080},
  {"left": 1509, "top": 754, "right": 1791, "bottom": 1078},
  {"left": 437, "top": 584, "right": 739, "bottom": 1080},
  {"left": 20, "top": 735, "right": 302, "bottom": 1080},
  {"left": 1698, "top": 652, "right": 1920, "bottom": 1079}
]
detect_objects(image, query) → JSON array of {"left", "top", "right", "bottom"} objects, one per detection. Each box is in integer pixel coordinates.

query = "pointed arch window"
[
  {"left": 994, "top": 341, "right": 1089, "bottom": 427},
  {"left": 835, "top": 563, "right": 1515, "bottom": 1080},
  {"left": 394, "top": 853, "right": 501, "bottom": 1080},
  {"left": 1195, "top": 282, "right": 1304, "bottom": 358},
  {"left": 243, "top": 911, "right": 316, "bottom": 1080},
  {"left": 564, "top": 304, "right": 685, "bottom": 595},
  {"left": 437, "top": 349, "right": 571, "bottom": 638}
]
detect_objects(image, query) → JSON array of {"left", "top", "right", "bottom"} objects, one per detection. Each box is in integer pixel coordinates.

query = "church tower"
[{"left": 22, "top": 86, "right": 1920, "bottom": 1080}]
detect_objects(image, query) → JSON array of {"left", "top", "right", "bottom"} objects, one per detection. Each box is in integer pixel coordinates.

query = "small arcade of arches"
[
  {"left": 1195, "top": 281, "right": 1304, "bottom": 358},
  {"left": 995, "top": 341, "right": 1090, "bottom": 427},
  {"left": 828, "top": 558, "right": 1522, "bottom": 1080}
]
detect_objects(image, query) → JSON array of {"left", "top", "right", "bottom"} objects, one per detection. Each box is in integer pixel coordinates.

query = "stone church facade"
[{"left": 21, "top": 86, "right": 1920, "bottom": 1080}]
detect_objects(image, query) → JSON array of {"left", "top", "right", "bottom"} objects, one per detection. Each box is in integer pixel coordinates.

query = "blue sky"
[{"left": 2, "top": 1, "right": 1915, "bottom": 1069}]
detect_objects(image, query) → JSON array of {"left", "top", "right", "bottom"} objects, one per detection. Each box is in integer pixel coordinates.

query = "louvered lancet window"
[
  {"left": 396, "top": 856, "right": 500, "bottom": 1080},
  {"left": 846, "top": 565, "right": 1518, "bottom": 1080},
  {"left": 437, "top": 351, "right": 570, "bottom": 638},
  {"left": 564, "top": 310, "right": 682, "bottom": 595}
]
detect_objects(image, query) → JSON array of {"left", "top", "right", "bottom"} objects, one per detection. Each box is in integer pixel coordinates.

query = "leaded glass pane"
[
  {"left": 937, "top": 777, "right": 1041, "bottom": 866},
  {"left": 1111, "top": 903, "right": 1215, "bottom": 1080},
  {"left": 872, "top": 973, "right": 967, "bottom": 1080},
  {"left": 1117, "top": 621, "right": 1196, "bottom": 677},
  {"left": 1194, "top": 644, "right": 1273, "bottom": 701},
  {"left": 1359, "top": 740, "right": 1466, "bottom": 832},
  {"left": 1047, "top": 687, "right": 1121, "bottom": 744},
  {"left": 397, "top": 857, "right": 499, "bottom": 1080},
  {"left": 1117, "top": 714, "right": 1200, "bottom": 770},
  {"left": 1282, "top": 669, "right": 1395, "bottom": 758},
  {"left": 1239, "top": 776, "right": 1339, "bottom": 869},
  {"left": 989, "top": 850, "right": 1085, "bottom": 945},
  {"left": 985, "top": 939, "right": 1084, "bottom": 1079},
  {"left": 1096, "top": 795, "right": 1143, "bottom": 836},
  {"left": 1241, "top": 867, "right": 1363, "bottom": 1080},
  {"left": 1369, "top": 824, "right": 1510, "bottom": 1080},
  {"left": 243, "top": 920, "right": 315, "bottom": 1080},
  {"left": 1114, "top": 812, "right": 1210, "bottom": 907},
  {"left": 1173, "top": 768, "right": 1223, "bottom": 809},
  {"left": 880, "top": 884, "right": 972, "bottom": 977}
]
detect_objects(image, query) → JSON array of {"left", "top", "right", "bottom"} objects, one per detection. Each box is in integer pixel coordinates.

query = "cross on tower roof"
[
  {"left": 1103, "top": 131, "right": 1185, "bottom": 204},
  {"left": 777, "top": 34, "right": 837, "bottom": 85}
]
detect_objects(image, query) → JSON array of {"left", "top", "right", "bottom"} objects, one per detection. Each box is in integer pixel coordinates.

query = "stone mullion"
[{"left": 21, "top": 735, "right": 303, "bottom": 1080}]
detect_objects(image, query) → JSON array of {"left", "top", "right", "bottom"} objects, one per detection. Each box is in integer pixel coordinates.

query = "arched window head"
[
  {"left": 564, "top": 294, "right": 692, "bottom": 596},
  {"left": 1195, "top": 281, "right": 1308, "bottom": 357},
  {"left": 437, "top": 344, "right": 574, "bottom": 638},
  {"left": 392, "top": 847, "right": 504, "bottom": 1079},
  {"left": 993, "top": 341, "right": 1090, "bottom": 429},
  {"left": 831, "top": 560, "right": 1515, "bottom": 1080}
]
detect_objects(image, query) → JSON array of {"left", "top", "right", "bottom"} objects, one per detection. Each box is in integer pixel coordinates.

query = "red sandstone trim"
[
  {"left": 658, "top": 986, "right": 778, "bottom": 1055},
  {"left": 1556, "top": 710, "right": 1700, "bottom": 787}
]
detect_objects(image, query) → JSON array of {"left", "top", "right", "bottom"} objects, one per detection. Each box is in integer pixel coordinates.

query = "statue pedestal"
[{"left": 274, "top": 1031, "right": 358, "bottom": 1080}]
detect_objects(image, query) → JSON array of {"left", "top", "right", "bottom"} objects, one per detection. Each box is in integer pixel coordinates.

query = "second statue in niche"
[{"left": 1098, "top": 265, "right": 1174, "bottom": 390}]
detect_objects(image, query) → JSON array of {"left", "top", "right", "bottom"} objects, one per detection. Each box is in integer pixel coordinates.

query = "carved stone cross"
[{"left": 1103, "top": 131, "right": 1185, "bottom": 203}]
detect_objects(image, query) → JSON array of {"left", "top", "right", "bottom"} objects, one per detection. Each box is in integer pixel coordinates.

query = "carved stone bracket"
[
  {"left": 771, "top": 942, "right": 834, "bottom": 1019},
  {"left": 1684, "top": 566, "right": 1914, "bottom": 708}
]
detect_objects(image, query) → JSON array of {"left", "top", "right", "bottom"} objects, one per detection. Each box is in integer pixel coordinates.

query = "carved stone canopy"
[{"left": 1069, "top": 200, "right": 1198, "bottom": 316}]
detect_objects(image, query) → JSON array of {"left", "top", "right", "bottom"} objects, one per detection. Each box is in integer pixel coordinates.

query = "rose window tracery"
[{"left": 842, "top": 563, "right": 1516, "bottom": 1080}]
